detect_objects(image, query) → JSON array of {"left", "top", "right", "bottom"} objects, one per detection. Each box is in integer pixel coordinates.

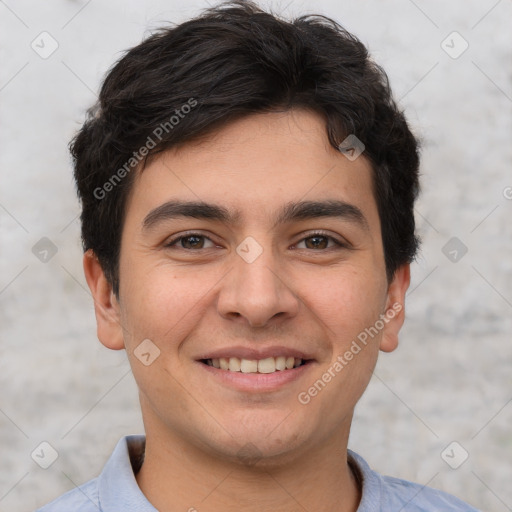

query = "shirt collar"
[
  {"left": 348, "top": 448, "right": 382, "bottom": 511},
  {"left": 97, "top": 436, "right": 379, "bottom": 512},
  {"left": 98, "top": 435, "right": 158, "bottom": 511}
]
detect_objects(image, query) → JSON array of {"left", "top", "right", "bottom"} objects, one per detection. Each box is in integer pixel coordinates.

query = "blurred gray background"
[{"left": 1, "top": 0, "right": 511, "bottom": 510}]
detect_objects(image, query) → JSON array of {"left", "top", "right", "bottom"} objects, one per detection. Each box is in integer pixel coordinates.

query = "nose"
[{"left": 216, "top": 241, "right": 300, "bottom": 328}]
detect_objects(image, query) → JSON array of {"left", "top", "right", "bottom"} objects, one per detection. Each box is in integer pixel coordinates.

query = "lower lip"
[{"left": 197, "top": 361, "right": 314, "bottom": 393}]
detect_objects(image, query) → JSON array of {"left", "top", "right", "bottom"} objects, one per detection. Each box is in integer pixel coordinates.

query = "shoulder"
[
  {"left": 348, "top": 449, "right": 481, "bottom": 512},
  {"left": 35, "top": 435, "right": 147, "bottom": 512},
  {"left": 35, "top": 478, "right": 99, "bottom": 512},
  {"left": 379, "top": 474, "right": 481, "bottom": 511}
]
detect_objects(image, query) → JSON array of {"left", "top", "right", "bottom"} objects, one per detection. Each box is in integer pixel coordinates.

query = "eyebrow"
[{"left": 142, "top": 199, "right": 369, "bottom": 232}]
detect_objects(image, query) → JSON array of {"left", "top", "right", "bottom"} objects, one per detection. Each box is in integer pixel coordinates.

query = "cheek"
[
  {"left": 313, "top": 268, "right": 387, "bottom": 339},
  {"left": 118, "top": 260, "right": 216, "bottom": 350}
]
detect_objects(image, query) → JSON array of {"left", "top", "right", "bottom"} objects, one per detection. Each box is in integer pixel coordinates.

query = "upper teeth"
[{"left": 206, "top": 356, "right": 303, "bottom": 373}]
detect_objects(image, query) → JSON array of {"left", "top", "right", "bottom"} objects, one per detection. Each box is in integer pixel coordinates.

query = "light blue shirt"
[{"left": 36, "top": 435, "right": 480, "bottom": 511}]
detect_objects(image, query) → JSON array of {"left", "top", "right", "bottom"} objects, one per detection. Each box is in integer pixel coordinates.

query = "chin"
[{"left": 202, "top": 411, "right": 315, "bottom": 468}]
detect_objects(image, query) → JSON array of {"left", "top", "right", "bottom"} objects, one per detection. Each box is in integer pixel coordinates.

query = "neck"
[{"left": 135, "top": 423, "right": 361, "bottom": 512}]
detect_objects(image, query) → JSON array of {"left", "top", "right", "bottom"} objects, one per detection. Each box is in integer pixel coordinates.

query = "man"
[{"left": 37, "top": 1, "right": 479, "bottom": 510}]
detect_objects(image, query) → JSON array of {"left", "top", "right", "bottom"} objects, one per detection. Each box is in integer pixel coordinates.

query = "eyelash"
[{"left": 164, "top": 231, "right": 349, "bottom": 251}]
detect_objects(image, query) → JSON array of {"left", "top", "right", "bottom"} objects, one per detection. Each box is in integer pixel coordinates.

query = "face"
[{"left": 86, "top": 109, "right": 409, "bottom": 465}]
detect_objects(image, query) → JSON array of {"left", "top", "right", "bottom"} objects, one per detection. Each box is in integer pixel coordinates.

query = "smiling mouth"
[{"left": 200, "top": 356, "right": 310, "bottom": 374}]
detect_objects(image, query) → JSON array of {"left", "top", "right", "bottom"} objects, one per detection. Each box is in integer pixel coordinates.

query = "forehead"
[{"left": 126, "top": 109, "right": 378, "bottom": 230}]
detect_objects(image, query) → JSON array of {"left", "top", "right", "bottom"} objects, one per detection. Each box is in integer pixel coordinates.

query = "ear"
[
  {"left": 379, "top": 264, "right": 410, "bottom": 353},
  {"left": 83, "top": 249, "right": 125, "bottom": 350}
]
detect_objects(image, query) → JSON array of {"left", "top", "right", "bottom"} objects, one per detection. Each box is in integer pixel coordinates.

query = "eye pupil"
[
  {"left": 183, "top": 235, "right": 203, "bottom": 249},
  {"left": 306, "top": 236, "right": 328, "bottom": 249}
]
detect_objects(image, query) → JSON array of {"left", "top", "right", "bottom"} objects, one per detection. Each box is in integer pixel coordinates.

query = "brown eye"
[
  {"left": 181, "top": 235, "right": 205, "bottom": 249},
  {"left": 165, "top": 233, "right": 216, "bottom": 250},
  {"left": 305, "top": 235, "right": 329, "bottom": 249},
  {"left": 295, "top": 232, "right": 344, "bottom": 250}
]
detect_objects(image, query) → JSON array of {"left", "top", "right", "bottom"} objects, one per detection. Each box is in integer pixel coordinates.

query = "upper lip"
[{"left": 195, "top": 345, "right": 315, "bottom": 361}]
